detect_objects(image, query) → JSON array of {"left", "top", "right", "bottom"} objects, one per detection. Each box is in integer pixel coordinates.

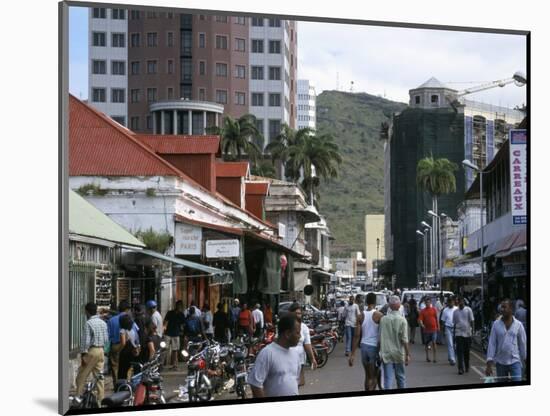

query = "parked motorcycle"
[
  {"left": 102, "top": 341, "right": 167, "bottom": 408},
  {"left": 309, "top": 334, "right": 329, "bottom": 368},
  {"left": 226, "top": 343, "right": 249, "bottom": 399},
  {"left": 171, "top": 340, "right": 212, "bottom": 403}
]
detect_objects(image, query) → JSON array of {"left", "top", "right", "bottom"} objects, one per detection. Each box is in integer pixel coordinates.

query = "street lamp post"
[
  {"left": 462, "top": 159, "right": 485, "bottom": 330},
  {"left": 416, "top": 230, "right": 426, "bottom": 285},
  {"left": 376, "top": 238, "right": 380, "bottom": 290},
  {"left": 421, "top": 221, "right": 433, "bottom": 284},
  {"left": 428, "top": 209, "right": 442, "bottom": 289}
]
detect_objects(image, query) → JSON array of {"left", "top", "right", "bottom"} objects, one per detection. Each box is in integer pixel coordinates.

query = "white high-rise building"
[
  {"left": 297, "top": 80, "right": 316, "bottom": 130},
  {"left": 249, "top": 17, "right": 297, "bottom": 149},
  {"left": 88, "top": 6, "right": 128, "bottom": 126}
]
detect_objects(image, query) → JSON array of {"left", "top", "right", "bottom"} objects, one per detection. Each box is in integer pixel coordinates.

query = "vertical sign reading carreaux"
[{"left": 510, "top": 129, "right": 527, "bottom": 225}]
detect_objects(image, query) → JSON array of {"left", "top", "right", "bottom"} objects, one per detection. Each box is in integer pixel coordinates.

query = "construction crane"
[
  {"left": 446, "top": 71, "right": 526, "bottom": 110},
  {"left": 455, "top": 71, "right": 527, "bottom": 97}
]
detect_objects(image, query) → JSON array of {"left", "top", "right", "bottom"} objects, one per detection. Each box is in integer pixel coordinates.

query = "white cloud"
[{"left": 297, "top": 21, "right": 527, "bottom": 107}]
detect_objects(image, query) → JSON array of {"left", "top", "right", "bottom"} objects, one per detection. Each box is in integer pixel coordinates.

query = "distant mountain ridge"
[{"left": 315, "top": 90, "right": 407, "bottom": 256}]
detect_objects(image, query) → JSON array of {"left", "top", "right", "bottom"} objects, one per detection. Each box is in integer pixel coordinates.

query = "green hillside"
[{"left": 315, "top": 90, "right": 407, "bottom": 256}]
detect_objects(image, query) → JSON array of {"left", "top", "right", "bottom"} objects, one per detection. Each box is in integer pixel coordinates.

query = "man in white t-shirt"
[
  {"left": 439, "top": 296, "right": 458, "bottom": 366},
  {"left": 248, "top": 313, "right": 302, "bottom": 397},
  {"left": 288, "top": 303, "right": 317, "bottom": 386},
  {"left": 343, "top": 295, "right": 361, "bottom": 356},
  {"left": 252, "top": 304, "right": 264, "bottom": 337}
]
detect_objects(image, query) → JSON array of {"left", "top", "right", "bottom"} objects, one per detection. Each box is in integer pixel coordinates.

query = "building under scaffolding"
[{"left": 386, "top": 77, "right": 524, "bottom": 288}]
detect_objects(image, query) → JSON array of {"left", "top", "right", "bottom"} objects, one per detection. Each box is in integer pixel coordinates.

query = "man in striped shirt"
[{"left": 75, "top": 302, "right": 109, "bottom": 403}]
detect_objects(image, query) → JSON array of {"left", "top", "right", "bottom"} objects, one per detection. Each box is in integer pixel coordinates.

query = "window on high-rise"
[
  {"left": 92, "top": 60, "right": 106, "bottom": 74},
  {"left": 147, "top": 60, "right": 157, "bottom": 74},
  {"left": 199, "top": 61, "right": 206, "bottom": 75},
  {"left": 130, "top": 33, "right": 140, "bottom": 47},
  {"left": 92, "top": 88, "right": 106, "bottom": 102},
  {"left": 235, "top": 92, "right": 246, "bottom": 106},
  {"left": 268, "top": 40, "right": 281, "bottom": 54},
  {"left": 251, "top": 93, "right": 264, "bottom": 106},
  {"left": 181, "top": 58, "right": 192, "bottom": 82},
  {"left": 112, "top": 8, "right": 125, "bottom": 19},
  {"left": 268, "top": 18, "right": 281, "bottom": 27},
  {"left": 415, "top": 95, "right": 421, "bottom": 104},
  {"left": 235, "top": 16, "right": 246, "bottom": 25},
  {"left": 235, "top": 38, "right": 246, "bottom": 52},
  {"left": 181, "top": 85, "right": 192, "bottom": 99},
  {"left": 181, "top": 31, "right": 192, "bottom": 55},
  {"left": 130, "top": 89, "right": 140, "bottom": 103},
  {"left": 215, "top": 90, "right": 228, "bottom": 104},
  {"left": 130, "top": 10, "right": 141, "bottom": 20},
  {"left": 215, "top": 15, "right": 228, "bottom": 23},
  {"left": 92, "top": 32, "right": 106, "bottom": 47},
  {"left": 269, "top": 93, "right": 281, "bottom": 107},
  {"left": 147, "top": 32, "right": 158, "bottom": 47},
  {"left": 251, "top": 66, "right": 264, "bottom": 80},
  {"left": 215, "top": 35, "right": 228, "bottom": 49},
  {"left": 112, "top": 33, "right": 125, "bottom": 48},
  {"left": 235, "top": 65, "right": 246, "bottom": 79},
  {"left": 215, "top": 63, "right": 228, "bottom": 77},
  {"left": 251, "top": 17, "right": 264, "bottom": 26},
  {"left": 167, "top": 87, "right": 174, "bottom": 99},
  {"left": 269, "top": 66, "right": 281, "bottom": 80},
  {"left": 167, "top": 60, "right": 174, "bottom": 74},
  {"left": 111, "top": 61, "right": 125, "bottom": 75},
  {"left": 269, "top": 119, "right": 281, "bottom": 140},
  {"left": 167, "top": 32, "right": 174, "bottom": 47},
  {"left": 147, "top": 88, "right": 157, "bottom": 102},
  {"left": 255, "top": 119, "right": 264, "bottom": 137},
  {"left": 92, "top": 8, "right": 106, "bottom": 19},
  {"left": 199, "top": 88, "right": 206, "bottom": 101},
  {"left": 130, "top": 61, "right": 140, "bottom": 75},
  {"left": 111, "top": 116, "right": 125, "bottom": 126},
  {"left": 147, "top": 11, "right": 157, "bottom": 19},
  {"left": 111, "top": 88, "right": 125, "bottom": 103},
  {"left": 146, "top": 116, "right": 152, "bottom": 130},
  {"left": 130, "top": 117, "right": 140, "bottom": 130},
  {"left": 199, "top": 33, "right": 206, "bottom": 48},
  {"left": 252, "top": 39, "right": 264, "bottom": 53}
]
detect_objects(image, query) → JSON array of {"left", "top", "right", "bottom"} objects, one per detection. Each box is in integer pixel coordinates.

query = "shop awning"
[
  {"left": 174, "top": 214, "right": 244, "bottom": 236},
  {"left": 124, "top": 247, "right": 233, "bottom": 280},
  {"left": 312, "top": 269, "right": 332, "bottom": 283},
  {"left": 496, "top": 229, "right": 527, "bottom": 258},
  {"left": 292, "top": 270, "right": 310, "bottom": 291}
]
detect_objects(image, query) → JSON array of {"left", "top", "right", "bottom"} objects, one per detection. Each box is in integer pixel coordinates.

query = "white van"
[{"left": 400, "top": 290, "right": 454, "bottom": 306}]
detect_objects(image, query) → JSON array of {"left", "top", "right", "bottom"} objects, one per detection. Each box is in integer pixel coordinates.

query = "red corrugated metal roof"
[
  {"left": 135, "top": 135, "right": 221, "bottom": 155},
  {"left": 245, "top": 182, "right": 270, "bottom": 195},
  {"left": 216, "top": 162, "right": 250, "bottom": 178},
  {"left": 69, "top": 95, "right": 187, "bottom": 177}
]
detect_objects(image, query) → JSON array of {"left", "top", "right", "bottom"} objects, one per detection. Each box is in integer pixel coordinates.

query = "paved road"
[
  {"left": 97, "top": 338, "right": 487, "bottom": 403},
  {"left": 300, "top": 339, "right": 486, "bottom": 395}
]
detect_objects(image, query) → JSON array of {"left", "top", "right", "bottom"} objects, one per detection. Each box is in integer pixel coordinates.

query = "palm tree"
[
  {"left": 207, "top": 114, "right": 263, "bottom": 163},
  {"left": 416, "top": 155, "right": 458, "bottom": 207},
  {"left": 265, "top": 124, "right": 314, "bottom": 164},
  {"left": 287, "top": 132, "right": 343, "bottom": 203},
  {"left": 250, "top": 159, "right": 277, "bottom": 179},
  {"left": 417, "top": 155, "right": 458, "bottom": 282}
]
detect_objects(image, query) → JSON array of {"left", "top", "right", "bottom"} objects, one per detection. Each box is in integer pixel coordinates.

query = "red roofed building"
[{"left": 216, "top": 162, "right": 250, "bottom": 208}]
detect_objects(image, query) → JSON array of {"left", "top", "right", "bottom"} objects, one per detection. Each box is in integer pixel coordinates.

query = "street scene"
[{"left": 66, "top": 4, "right": 528, "bottom": 412}]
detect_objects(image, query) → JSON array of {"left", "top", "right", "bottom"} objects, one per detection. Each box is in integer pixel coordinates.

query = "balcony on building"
[{"left": 149, "top": 99, "right": 224, "bottom": 135}]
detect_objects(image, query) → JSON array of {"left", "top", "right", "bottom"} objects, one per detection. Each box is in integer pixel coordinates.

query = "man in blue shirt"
[
  {"left": 107, "top": 301, "right": 131, "bottom": 381},
  {"left": 485, "top": 299, "right": 527, "bottom": 382}
]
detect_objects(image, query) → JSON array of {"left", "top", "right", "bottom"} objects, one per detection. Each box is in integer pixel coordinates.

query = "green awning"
[
  {"left": 258, "top": 249, "right": 281, "bottom": 294},
  {"left": 69, "top": 190, "right": 145, "bottom": 248},
  {"left": 125, "top": 247, "right": 233, "bottom": 280}
]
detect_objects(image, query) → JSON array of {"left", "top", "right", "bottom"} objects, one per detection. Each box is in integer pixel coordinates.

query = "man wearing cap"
[{"left": 147, "top": 300, "right": 163, "bottom": 338}]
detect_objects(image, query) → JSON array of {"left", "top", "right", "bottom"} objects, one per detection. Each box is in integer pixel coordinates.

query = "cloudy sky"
[
  {"left": 69, "top": 7, "right": 527, "bottom": 107},
  {"left": 297, "top": 21, "right": 527, "bottom": 106}
]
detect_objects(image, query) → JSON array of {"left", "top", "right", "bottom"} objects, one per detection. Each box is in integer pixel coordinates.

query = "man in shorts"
[{"left": 419, "top": 297, "right": 439, "bottom": 363}]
